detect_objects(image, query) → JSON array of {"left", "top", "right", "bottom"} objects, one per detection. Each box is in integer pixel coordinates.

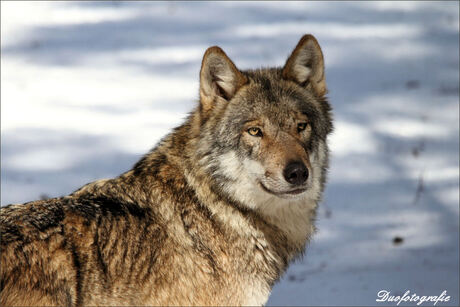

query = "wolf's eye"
[
  {"left": 247, "top": 127, "right": 263, "bottom": 137},
  {"left": 297, "top": 122, "right": 308, "bottom": 133}
]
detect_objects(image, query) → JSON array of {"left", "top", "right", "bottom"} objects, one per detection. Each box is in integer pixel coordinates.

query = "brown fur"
[{"left": 0, "top": 34, "right": 332, "bottom": 306}]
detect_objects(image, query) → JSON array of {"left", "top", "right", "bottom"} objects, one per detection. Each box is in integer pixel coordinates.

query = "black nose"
[{"left": 283, "top": 162, "right": 308, "bottom": 185}]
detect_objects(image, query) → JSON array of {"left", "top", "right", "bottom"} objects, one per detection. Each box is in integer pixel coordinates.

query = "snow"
[{"left": 1, "top": 1, "right": 459, "bottom": 305}]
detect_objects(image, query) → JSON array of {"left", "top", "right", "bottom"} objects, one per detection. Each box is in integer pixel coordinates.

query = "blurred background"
[{"left": 1, "top": 1, "right": 459, "bottom": 306}]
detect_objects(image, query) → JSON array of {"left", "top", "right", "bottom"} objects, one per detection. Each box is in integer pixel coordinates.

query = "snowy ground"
[{"left": 1, "top": 1, "right": 459, "bottom": 306}]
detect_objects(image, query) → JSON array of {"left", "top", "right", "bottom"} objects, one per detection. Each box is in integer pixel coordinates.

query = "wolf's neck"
[{"left": 256, "top": 197, "right": 318, "bottom": 250}]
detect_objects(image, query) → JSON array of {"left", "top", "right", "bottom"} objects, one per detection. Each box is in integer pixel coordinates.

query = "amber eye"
[
  {"left": 297, "top": 122, "right": 308, "bottom": 133},
  {"left": 247, "top": 127, "right": 263, "bottom": 137}
]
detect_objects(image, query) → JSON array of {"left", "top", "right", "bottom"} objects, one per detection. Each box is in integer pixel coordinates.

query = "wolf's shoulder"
[{"left": 0, "top": 192, "right": 153, "bottom": 245}]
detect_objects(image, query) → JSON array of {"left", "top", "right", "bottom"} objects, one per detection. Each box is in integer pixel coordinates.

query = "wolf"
[{"left": 0, "top": 34, "right": 332, "bottom": 306}]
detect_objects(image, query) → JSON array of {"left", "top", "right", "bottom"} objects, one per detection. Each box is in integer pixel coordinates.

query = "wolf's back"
[{"left": 1, "top": 197, "right": 78, "bottom": 306}]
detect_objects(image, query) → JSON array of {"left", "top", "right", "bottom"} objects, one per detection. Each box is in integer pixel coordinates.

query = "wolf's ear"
[
  {"left": 282, "top": 34, "right": 327, "bottom": 97},
  {"left": 200, "top": 46, "right": 247, "bottom": 112}
]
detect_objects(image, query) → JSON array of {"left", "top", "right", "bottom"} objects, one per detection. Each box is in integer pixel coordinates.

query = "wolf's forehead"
[
  {"left": 246, "top": 70, "right": 307, "bottom": 102},
  {"left": 244, "top": 72, "right": 315, "bottom": 119}
]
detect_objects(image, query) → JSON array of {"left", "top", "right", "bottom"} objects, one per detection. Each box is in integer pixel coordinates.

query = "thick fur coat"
[{"left": 0, "top": 34, "right": 333, "bottom": 306}]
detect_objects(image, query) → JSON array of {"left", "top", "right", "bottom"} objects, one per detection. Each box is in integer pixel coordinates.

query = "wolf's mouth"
[{"left": 259, "top": 182, "right": 307, "bottom": 196}]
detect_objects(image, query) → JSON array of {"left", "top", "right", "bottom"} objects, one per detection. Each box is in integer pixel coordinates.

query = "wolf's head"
[{"left": 194, "top": 35, "right": 332, "bottom": 211}]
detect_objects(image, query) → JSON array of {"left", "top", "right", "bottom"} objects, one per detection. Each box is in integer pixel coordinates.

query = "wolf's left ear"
[
  {"left": 282, "top": 34, "right": 327, "bottom": 97},
  {"left": 200, "top": 46, "right": 248, "bottom": 113}
]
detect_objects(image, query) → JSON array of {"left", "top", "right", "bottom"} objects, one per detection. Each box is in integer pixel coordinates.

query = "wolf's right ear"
[
  {"left": 199, "top": 47, "right": 247, "bottom": 113},
  {"left": 282, "top": 35, "right": 327, "bottom": 97}
]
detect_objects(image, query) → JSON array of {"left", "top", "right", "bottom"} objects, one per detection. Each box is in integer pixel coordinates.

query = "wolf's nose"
[{"left": 283, "top": 162, "right": 308, "bottom": 185}]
